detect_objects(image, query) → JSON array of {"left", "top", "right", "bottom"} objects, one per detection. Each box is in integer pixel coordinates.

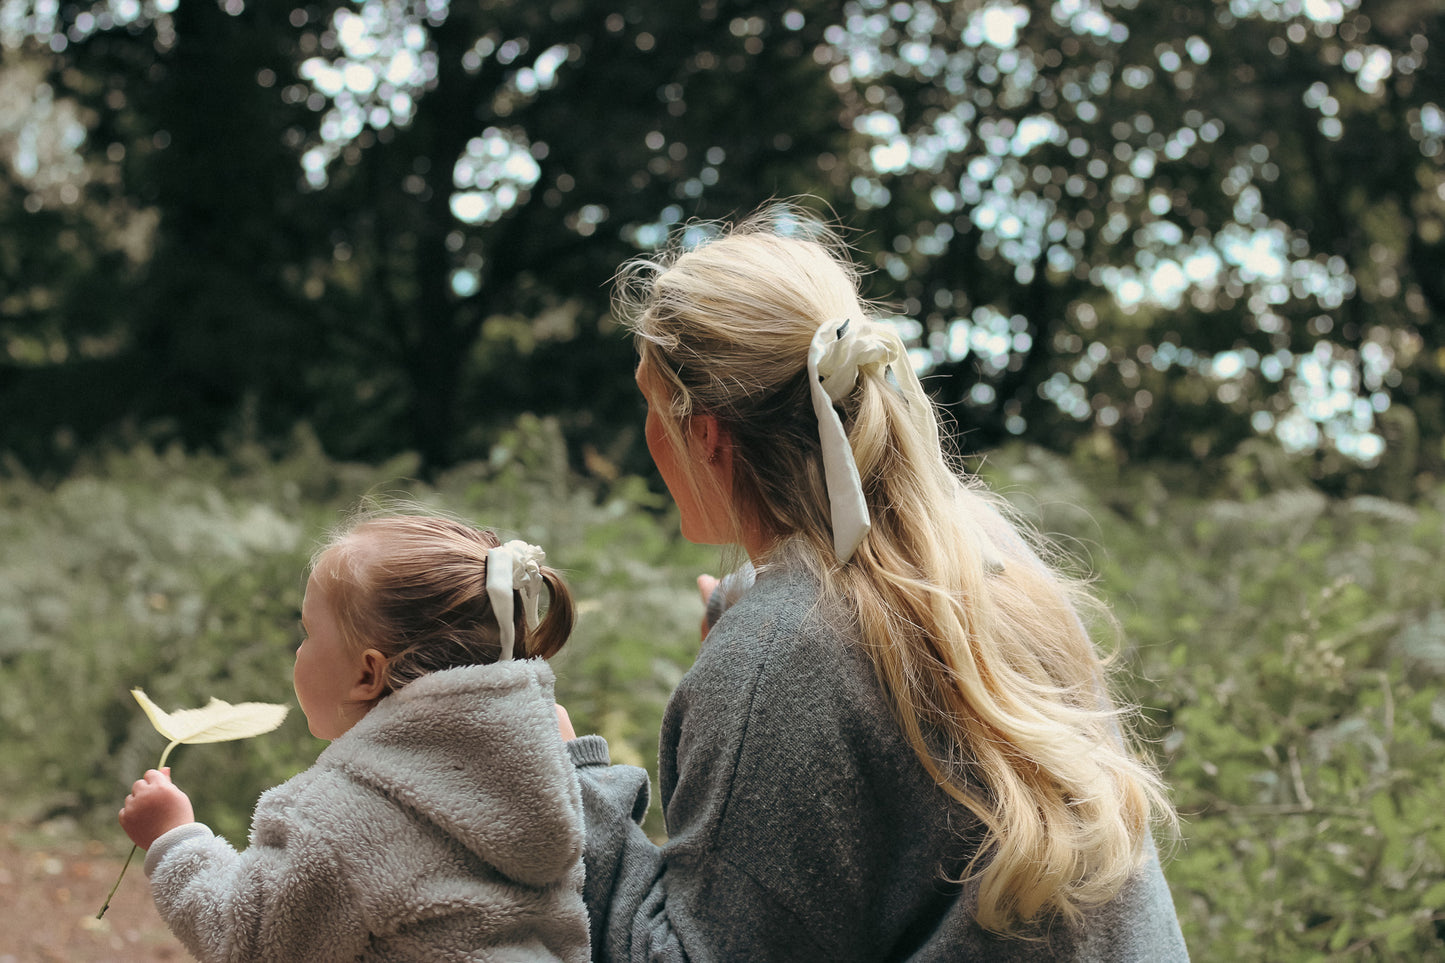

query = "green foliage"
[
  {"left": 4, "top": 3, "right": 1441, "bottom": 487},
  {"left": 3, "top": 427, "right": 1442, "bottom": 959},
  {"left": 846, "top": 2, "right": 1445, "bottom": 484},
  {"left": 983, "top": 444, "right": 1445, "bottom": 961},
  {"left": 0, "top": 417, "right": 710, "bottom": 842},
  {"left": 1, "top": 0, "right": 856, "bottom": 474}
]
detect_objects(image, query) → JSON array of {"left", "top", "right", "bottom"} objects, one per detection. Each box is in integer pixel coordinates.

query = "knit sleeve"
[
  {"left": 143, "top": 804, "right": 368, "bottom": 963},
  {"left": 567, "top": 736, "right": 667, "bottom": 961},
  {"left": 567, "top": 602, "right": 851, "bottom": 963}
]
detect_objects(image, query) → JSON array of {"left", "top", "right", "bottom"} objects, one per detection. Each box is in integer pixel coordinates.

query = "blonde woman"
[{"left": 563, "top": 206, "right": 1187, "bottom": 961}]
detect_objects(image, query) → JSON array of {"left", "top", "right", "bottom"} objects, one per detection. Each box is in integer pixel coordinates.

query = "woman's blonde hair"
[
  {"left": 311, "top": 510, "right": 574, "bottom": 695},
  {"left": 615, "top": 204, "right": 1173, "bottom": 933}
]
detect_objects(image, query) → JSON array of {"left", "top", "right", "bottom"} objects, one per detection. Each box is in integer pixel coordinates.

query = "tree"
[
  {"left": 840, "top": 0, "right": 1443, "bottom": 488},
  {"left": 284, "top": 0, "right": 859, "bottom": 471},
  {"left": 2, "top": 0, "right": 333, "bottom": 468},
  {"left": 1, "top": 0, "right": 857, "bottom": 474},
  {"left": 2, "top": 0, "right": 1439, "bottom": 491},
  {"left": 0, "top": 42, "right": 149, "bottom": 467}
]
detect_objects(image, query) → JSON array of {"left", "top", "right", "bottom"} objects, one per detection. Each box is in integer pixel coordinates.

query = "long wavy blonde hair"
[{"left": 615, "top": 205, "right": 1174, "bottom": 933}]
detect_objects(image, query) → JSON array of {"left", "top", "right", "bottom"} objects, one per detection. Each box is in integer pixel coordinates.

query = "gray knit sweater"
[
  {"left": 570, "top": 562, "right": 1189, "bottom": 962},
  {"left": 144, "top": 660, "right": 589, "bottom": 963}
]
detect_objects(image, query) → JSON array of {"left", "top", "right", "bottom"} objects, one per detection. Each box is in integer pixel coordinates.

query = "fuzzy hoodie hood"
[{"left": 317, "top": 658, "right": 582, "bottom": 888}]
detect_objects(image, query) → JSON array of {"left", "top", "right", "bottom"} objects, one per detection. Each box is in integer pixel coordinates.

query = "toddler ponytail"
[
  {"left": 521, "top": 567, "right": 574, "bottom": 660},
  {"left": 313, "top": 510, "right": 575, "bottom": 696}
]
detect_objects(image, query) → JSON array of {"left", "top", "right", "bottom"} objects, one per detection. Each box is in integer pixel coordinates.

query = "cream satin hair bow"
[
  {"left": 806, "top": 318, "right": 902, "bottom": 562},
  {"left": 485, "top": 540, "right": 546, "bottom": 660}
]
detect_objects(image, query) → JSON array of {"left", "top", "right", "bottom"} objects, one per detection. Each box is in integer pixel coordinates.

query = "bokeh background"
[{"left": 1, "top": 1, "right": 1443, "bottom": 959}]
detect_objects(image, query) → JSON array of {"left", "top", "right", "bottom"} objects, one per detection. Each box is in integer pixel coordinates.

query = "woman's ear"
[
  {"left": 687, "top": 413, "right": 728, "bottom": 468},
  {"left": 350, "top": 648, "right": 389, "bottom": 703},
  {"left": 692, "top": 413, "right": 737, "bottom": 508}
]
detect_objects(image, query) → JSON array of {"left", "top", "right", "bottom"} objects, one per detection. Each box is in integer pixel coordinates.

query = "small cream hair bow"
[
  {"left": 807, "top": 318, "right": 901, "bottom": 562},
  {"left": 485, "top": 540, "right": 546, "bottom": 660}
]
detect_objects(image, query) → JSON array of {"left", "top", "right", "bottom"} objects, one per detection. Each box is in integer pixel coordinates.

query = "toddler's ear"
[{"left": 351, "top": 648, "right": 389, "bottom": 702}]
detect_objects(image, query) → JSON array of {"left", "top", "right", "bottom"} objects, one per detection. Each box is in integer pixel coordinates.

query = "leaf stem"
[
  {"left": 96, "top": 845, "right": 138, "bottom": 919},
  {"left": 97, "top": 742, "right": 179, "bottom": 919}
]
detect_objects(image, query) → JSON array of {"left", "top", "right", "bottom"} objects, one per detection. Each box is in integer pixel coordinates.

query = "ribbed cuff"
[
  {"left": 566, "top": 733, "right": 612, "bottom": 767},
  {"left": 143, "top": 822, "right": 215, "bottom": 877}
]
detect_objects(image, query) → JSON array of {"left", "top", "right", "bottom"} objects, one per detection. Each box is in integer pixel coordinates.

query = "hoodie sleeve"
[{"left": 143, "top": 807, "right": 368, "bottom": 963}]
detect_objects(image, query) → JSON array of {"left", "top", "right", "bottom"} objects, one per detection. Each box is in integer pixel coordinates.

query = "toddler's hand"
[
  {"left": 119, "top": 768, "right": 195, "bottom": 849},
  {"left": 697, "top": 574, "right": 719, "bottom": 639},
  {"left": 555, "top": 703, "right": 576, "bottom": 741}
]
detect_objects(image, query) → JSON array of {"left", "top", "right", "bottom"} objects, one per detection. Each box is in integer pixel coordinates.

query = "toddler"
[{"left": 119, "top": 511, "right": 589, "bottom": 962}]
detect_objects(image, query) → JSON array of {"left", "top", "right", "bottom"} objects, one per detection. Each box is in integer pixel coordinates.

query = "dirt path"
[{"left": 0, "top": 822, "right": 185, "bottom": 962}]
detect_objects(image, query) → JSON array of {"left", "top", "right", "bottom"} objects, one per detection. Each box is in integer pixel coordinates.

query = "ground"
[{"left": 0, "top": 822, "right": 185, "bottom": 962}]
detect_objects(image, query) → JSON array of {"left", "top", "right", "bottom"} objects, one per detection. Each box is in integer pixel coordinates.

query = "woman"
[{"left": 564, "top": 206, "right": 1188, "bottom": 961}]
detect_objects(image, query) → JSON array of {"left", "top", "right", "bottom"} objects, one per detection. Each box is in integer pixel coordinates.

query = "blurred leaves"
[
  {"left": 3, "top": 420, "right": 1443, "bottom": 955},
  {"left": 0, "top": 0, "right": 854, "bottom": 474},
  {"left": 982, "top": 442, "right": 1445, "bottom": 960},
  {"left": 852, "top": 0, "right": 1444, "bottom": 483},
  {"left": 0, "top": 1, "right": 1440, "bottom": 490}
]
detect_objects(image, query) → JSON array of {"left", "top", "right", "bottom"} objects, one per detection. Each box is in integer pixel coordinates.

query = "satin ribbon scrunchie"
[
  {"left": 485, "top": 540, "right": 546, "bottom": 660},
  {"left": 807, "top": 318, "right": 901, "bottom": 562}
]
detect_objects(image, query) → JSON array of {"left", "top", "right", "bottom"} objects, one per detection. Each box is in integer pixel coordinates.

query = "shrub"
[
  {"left": 4, "top": 428, "right": 1442, "bottom": 959},
  {"left": 983, "top": 444, "right": 1445, "bottom": 961},
  {"left": 0, "top": 419, "right": 710, "bottom": 842}
]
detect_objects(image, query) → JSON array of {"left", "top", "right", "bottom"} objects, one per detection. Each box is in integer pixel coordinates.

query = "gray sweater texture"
[
  {"left": 571, "top": 562, "right": 1189, "bottom": 962},
  {"left": 144, "top": 660, "right": 589, "bottom": 963}
]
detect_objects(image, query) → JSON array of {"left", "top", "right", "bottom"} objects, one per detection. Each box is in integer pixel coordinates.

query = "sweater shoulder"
[{"left": 682, "top": 565, "right": 860, "bottom": 704}]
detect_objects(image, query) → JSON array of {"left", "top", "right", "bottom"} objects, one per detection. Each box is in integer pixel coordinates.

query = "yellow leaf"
[
  {"left": 131, "top": 688, "right": 288, "bottom": 745},
  {"left": 100, "top": 690, "right": 291, "bottom": 919}
]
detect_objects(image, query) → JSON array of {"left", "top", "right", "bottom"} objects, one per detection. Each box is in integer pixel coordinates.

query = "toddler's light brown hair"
[{"left": 311, "top": 512, "right": 574, "bottom": 695}]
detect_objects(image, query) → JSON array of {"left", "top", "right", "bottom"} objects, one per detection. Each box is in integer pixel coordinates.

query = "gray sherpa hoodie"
[{"left": 143, "top": 660, "right": 589, "bottom": 963}]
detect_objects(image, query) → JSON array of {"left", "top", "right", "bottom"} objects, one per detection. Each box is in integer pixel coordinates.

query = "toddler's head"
[{"left": 308, "top": 512, "right": 574, "bottom": 699}]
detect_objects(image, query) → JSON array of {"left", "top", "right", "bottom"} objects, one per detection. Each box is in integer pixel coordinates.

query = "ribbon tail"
[
  {"left": 522, "top": 588, "right": 542, "bottom": 631},
  {"left": 486, "top": 546, "right": 516, "bottom": 660},
  {"left": 816, "top": 406, "right": 871, "bottom": 561},
  {"left": 808, "top": 344, "right": 871, "bottom": 562}
]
